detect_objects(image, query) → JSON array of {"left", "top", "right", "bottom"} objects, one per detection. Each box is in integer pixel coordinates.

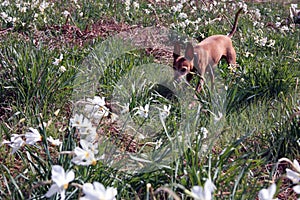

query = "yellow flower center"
[
  {"left": 63, "top": 183, "right": 69, "bottom": 190},
  {"left": 92, "top": 159, "right": 97, "bottom": 166},
  {"left": 85, "top": 152, "right": 89, "bottom": 158}
]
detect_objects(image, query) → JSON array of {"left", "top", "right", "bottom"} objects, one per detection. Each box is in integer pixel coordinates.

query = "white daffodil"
[
  {"left": 71, "top": 140, "right": 98, "bottom": 166},
  {"left": 278, "top": 158, "right": 300, "bottom": 184},
  {"left": 39, "top": 1, "right": 50, "bottom": 13},
  {"left": 178, "top": 12, "right": 187, "bottom": 19},
  {"left": 286, "top": 159, "right": 300, "bottom": 184},
  {"left": 47, "top": 136, "right": 62, "bottom": 146},
  {"left": 70, "top": 114, "right": 97, "bottom": 142},
  {"left": 200, "top": 127, "right": 209, "bottom": 139},
  {"left": 53, "top": 54, "right": 63, "bottom": 66},
  {"left": 290, "top": 4, "right": 300, "bottom": 21},
  {"left": 80, "top": 182, "right": 117, "bottom": 200},
  {"left": 267, "top": 40, "right": 275, "bottom": 48},
  {"left": 63, "top": 10, "right": 70, "bottom": 17},
  {"left": 260, "top": 37, "right": 268, "bottom": 47},
  {"left": 159, "top": 105, "right": 171, "bottom": 120},
  {"left": 3, "top": 134, "right": 25, "bottom": 154},
  {"left": 278, "top": 158, "right": 300, "bottom": 197},
  {"left": 171, "top": 3, "right": 183, "bottom": 12},
  {"left": 120, "top": 103, "right": 130, "bottom": 114},
  {"left": 25, "top": 128, "right": 42, "bottom": 145},
  {"left": 87, "top": 96, "right": 106, "bottom": 107},
  {"left": 70, "top": 114, "right": 92, "bottom": 128},
  {"left": 0, "top": 12, "right": 8, "bottom": 19},
  {"left": 134, "top": 104, "right": 150, "bottom": 118},
  {"left": 258, "top": 183, "right": 276, "bottom": 200},
  {"left": 279, "top": 158, "right": 300, "bottom": 184},
  {"left": 212, "top": 111, "right": 223, "bottom": 124},
  {"left": 45, "top": 165, "right": 75, "bottom": 200},
  {"left": 85, "top": 96, "right": 110, "bottom": 119},
  {"left": 191, "top": 179, "right": 216, "bottom": 200},
  {"left": 59, "top": 65, "right": 67, "bottom": 73},
  {"left": 133, "top": 2, "right": 139, "bottom": 9},
  {"left": 124, "top": 0, "right": 130, "bottom": 11}
]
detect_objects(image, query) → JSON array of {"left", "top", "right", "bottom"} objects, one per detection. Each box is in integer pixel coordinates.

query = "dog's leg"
[
  {"left": 208, "top": 65, "right": 215, "bottom": 91},
  {"left": 226, "top": 47, "right": 236, "bottom": 65}
]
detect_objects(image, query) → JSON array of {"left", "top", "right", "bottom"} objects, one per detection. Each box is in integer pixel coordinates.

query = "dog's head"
[{"left": 172, "top": 42, "right": 194, "bottom": 81}]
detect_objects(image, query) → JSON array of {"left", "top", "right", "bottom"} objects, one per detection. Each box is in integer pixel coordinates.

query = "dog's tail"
[{"left": 228, "top": 8, "right": 243, "bottom": 38}]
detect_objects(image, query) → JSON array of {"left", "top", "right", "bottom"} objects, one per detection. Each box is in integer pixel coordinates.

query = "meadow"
[{"left": 0, "top": 0, "right": 299, "bottom": 199}]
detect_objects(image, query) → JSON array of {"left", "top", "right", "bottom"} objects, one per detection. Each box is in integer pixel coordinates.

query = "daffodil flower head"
[
  {"left": 70, "top": 114, "right": 87, "bottom": 128},
  {"left": 159, "top": 104, "right": 171, "bottom": 120},
  {"left": 200, "top": 127, "right": 208, "bottom": 139},
  {"left": 191, "top": 179, "right": 216, "bottom": 200},
  {"left": 25, "top": 128, "right": 42, "bottom": 145},
  {"left": 80, "top": 181, "right": 117, "bottom": 200},
  {"left": 47, "top": 136, "right": 62, "bottom": 146},
  {"left": 85, "top": 96, "right": 110, "bottom": 120},
  {"left": 134, "top": 104, "right": 150, "bottom": 118},
  {"left": 71, "top": 140, "right": 98, "bottom": 166},
  {"left": 286, "top": 159, "right": 300, "bottom": 184},
  {"left": 45, "top": 165, "right": 75, "bottom": 200},
  {"left": 53, "top": 54, "right": 63, "bottom": 66},
  {"left": 279, "top": 158, "right": 300, "bottom": 196},
  {"left": 293, "top": 185, "right": 300, "bottom": 195},
  {"left": 3, "top": 134, "right": 25, "bottom": 154},
  {"left": 258, "top": 183, "right": 276, "bottom": 200},
  {"left": 279, "top": 158, "right": 300, "bottom": 184}
]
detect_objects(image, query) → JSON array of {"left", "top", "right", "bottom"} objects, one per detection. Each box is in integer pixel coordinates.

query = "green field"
[{"left": 0, "top": 0, "right": 299, "bottom": 199}]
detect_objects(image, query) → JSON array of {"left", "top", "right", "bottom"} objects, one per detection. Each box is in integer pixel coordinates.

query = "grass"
[{"left": 0, "top": 0, "right": 299, "bottom": 199}]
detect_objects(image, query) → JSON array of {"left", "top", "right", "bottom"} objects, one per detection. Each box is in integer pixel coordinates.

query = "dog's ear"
[
  {"left": 173, "top": 42, "right": 181, "bottom": 60},
  {"left": 185, "top": 42, "right": 194, "bottom": 61}
]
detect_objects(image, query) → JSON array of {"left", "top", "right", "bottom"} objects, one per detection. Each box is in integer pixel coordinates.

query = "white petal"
[
  {"left": 204, "top": 179, "right": 216, "bottom": 193},
  {"left": 82, "top": 182, "right": 100, "bottom": 199},
  {"left": 11, "top": 134, "right": 21, "bottom": 141},
  {"left": 258, "top": 183, "right": 276, "bottom": 200},
  {"left": 269, "top": 183, "right": 276, "bottom": 197},
  {"left": 82, "top": 182, "right": 94, "bottom": 193},
  {"left": 74, "top": 147, "right": 86, "bottom": 156},
  {"left": 258, "top": 189, "right": 269, "bottom": 200},
  {"left": 45, "top": 184, "right": 59, "bottom": 197},
  {"left": 60, "top": 189, "right": 66, "bottom": 200},
  {"left": 145, "top": 104, "right": 149, "bottom": 111},
  {"left": 25, "top": 130, "right": 41, "bottom": 145},
  {"left": 293, "top": 185, "right": 300, "bottom": 194},
  {"left": 51, "top": 165, "right": 65, "bottom": 185},
  {"left": 105, "top": 187, "right": 118, "bottom": 200},
  {"left": 66, "top": 170, "right": 75, "bottom": 183},
  {"left": 191, "top": 185, "right": 205, "bottom": 199},
  {"left": 293, "top": 160, "right": 300, "bottom": 173},
  {"left": 71, "top": 156, "right": 84, "bottom": 165},
  {"left": 2, "top": 139, "right": 10, "bottom": 144},
  {"left": 286, "top": 168, "right": 300, "bottom": 184},
  {"left": 93, "top": 181, "right": 105, "bottom": 193},
  {"left": 47, "top": 136, "right": 62, "bottom": 146},
  {"left": 80, "top": 140, "right": 90, "bottom": 150},
  {"left": 10, "top": 137, "right": 25, "bottom": 154}
]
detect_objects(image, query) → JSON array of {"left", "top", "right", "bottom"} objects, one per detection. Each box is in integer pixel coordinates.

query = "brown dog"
[{"left": 173, "top": 8, "right": 243, "bottom": 92}]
